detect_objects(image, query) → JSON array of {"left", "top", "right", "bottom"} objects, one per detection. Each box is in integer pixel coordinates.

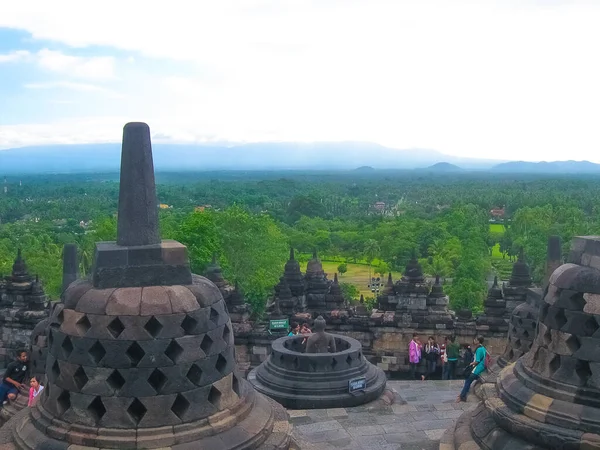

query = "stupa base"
[
  {"left": 7, "top": 380, "right": 292, "bottom": 450},
  {"left": 441, "top": 364, "right": 600, "bottom": 450}
]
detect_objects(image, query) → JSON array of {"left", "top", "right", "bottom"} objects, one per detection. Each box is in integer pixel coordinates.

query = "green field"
[
  {"left": 489, "top": 223, "right": 506, "bottom": 234},
  {"left": 300, "top": 261, "right": 403, "bottom": 298}
]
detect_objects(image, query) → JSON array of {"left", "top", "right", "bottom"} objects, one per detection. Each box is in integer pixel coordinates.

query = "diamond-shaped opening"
[
  {"left": 514, "top": 339, "right": 521, "bottom": 349},
  {"left": 171, "top": 393, "right": 190, "bottom": 420},
  {"left": 208, "top": 386, "right": 222, "bottom": 408},
  {"left": 566, "top": 335, "right": 581, "bottom": 353},
  {"left": 508, "top": 349, "right": 514, "bottom": 360},
  {"left": 107, "top": 317, "right": 125, "bottom": 338},
  {"left": 51, "top": 360, "right": 60, "bottom": 380},
  {"left": 87, "top": 396, "right": 106, "bottom": 423},
  {"left": 127, "top": 398, "right": 147, "bottom": 425},
  {"left": 107, "top": 370, "right": 125, "bottom": 391},
  {"left": 186, "top": 364, "right": 202, "bottom": 385},
  {"left": 181, "top": 315, "right": 198, "bottom": 334},
  {"left": 61, "top": 335, "right": 74, "bottom": 358},
  {"left": 278, "top": 354, "right": 284, "bottom": 364},
  {"left": 48, "top": 330, "right": 54, "bottom": 347},
  {"left": 144, "top": 316, "right": 163, "bottom": 338},
  {"left": 89, "top": 341, "right": 106, "bottom": 364},
  {"left": 309, "top": 359, "right": 317, "bottom": 372},
  {"left": 73, "top": 366, "right": 89, "bottom": 391},
  {"left": 553, "top": 308, "right": 567, "bottom": 329},
  {"left": 549, "top": 354, "right": 561, "bottom": 375},
  {"left": 543, "top": 328, "right": 552, "bottom": 346},
  {"left": 517, "top": 318, "right": 523, "bottom": 326},
  {"left": 232, "top": 374, "right": 241, "bottom": 396},
  {"left": 346, "top": 355, "right": 353, "bottom": 367},
  {"left": 56, "top": 389, "right": 71, "bottom": 415},
  {"left": 523, "top": 329, "right": 530, "bottom": 338},
  {"left": 331, "top": 358, "right": 338, "bottom": 369},
  {"left": 57, "top": 309, "right": 64, "bottom": 325},
  {"left": 200, "top": 335, "right": 213, "bottom": 354},
  {"left": 76, "top": 315, "right": 91, "bottom": 335},
  {"left": 569, "top": 293, "right": 586, "bottom": 311},
  {"left": 147, "top": 369, "right": 167, "bottom": 393},
  {"left": 126, "top": 342, "right": 146, "bottom": 366},
  {"left": 165, "top": 340, "right": 183, "bottom": 364},
  {"left": 222, "top": 325, "right": 231, "bottom": 343},
  {"left": 210, "top": 307, "right": 219, "bottom": 325},
  {"left": 583, "top": 317, "right": 600, "bottom": 337},
  {"left": 292, "top": 356, "right": 299, "bottom": 370},
  {"left": 216, "top": 354, "right": 227, "bottom": 373},
  {"left": 576, "top": 359, "right": 592, "bottom": 384}
]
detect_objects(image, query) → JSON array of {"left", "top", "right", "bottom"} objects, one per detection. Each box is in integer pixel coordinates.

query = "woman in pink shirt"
[{"left": 409, "top": 333, "right": 422, "bottom": 379}]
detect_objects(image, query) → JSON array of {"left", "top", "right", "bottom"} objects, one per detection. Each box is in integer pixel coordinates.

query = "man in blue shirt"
[{"left": 457, "top": 336, "right": 486, "bottom": 402}]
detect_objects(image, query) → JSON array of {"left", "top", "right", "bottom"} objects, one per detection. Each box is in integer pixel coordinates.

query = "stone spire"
[
  {"left": 61, "top": 243, "right": 79, "bottom": 294},
  {"left": 403, "top": 250, "right": 424, "bottom": 284},
  {"left": 11, "top": 248, "right": 30, "bottom": 283},
  {"left": 382, "top": 272, "right": 395, "bottom": 295},
  {"left": 428, "top": 274, "right": 445, "bottom": 298},
  {"left": 284, "top": 247, "right": 305, "bottom": 296},
  {"left": 488, "top": 276, "right": 503, "bottom": 300},
  {"left": 91, "top": 123, "right": 192, "bottom": 289},
  {"left": 330, "top": 273, "right": 342, "bottom": 295},
  {"left": 116, "top": 122, "right": 160, "bottom": 247},
  {"left": 509, "top": 247, "right": 532, "bottom": 287},
  {"left": 204, "top": 253, "right": 226, "bottom": 288},
  {"left": 13, "top": 122, "right": 291, "bottom": 449}
]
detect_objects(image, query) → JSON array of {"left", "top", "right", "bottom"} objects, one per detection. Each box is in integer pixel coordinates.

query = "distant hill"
[
  {"left": 354, "top": 166, "right": 375, "bottom": 171},
  {"left": 424, "top": 162, "right": 463, "bottom": 172},
  {"left": 0, "top": 142, "right": 502, "bottom": 175},
  {"left": 492, "top": 160, "right": 600, "bottom": 174}
]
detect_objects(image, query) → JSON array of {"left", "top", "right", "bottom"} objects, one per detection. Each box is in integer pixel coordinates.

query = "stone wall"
[{"left": 233, "top": 315, "right": 511, "bottom": 377}]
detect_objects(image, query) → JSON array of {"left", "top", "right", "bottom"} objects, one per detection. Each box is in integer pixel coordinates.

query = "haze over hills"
[
  {"left": 0, "top": 142, "right": 502, "bottom": 174},
  {"left": 491, "top": 160, "right": 600, "bottom": 174},
  {"left": 0, "top": 142, "right": 599, "bottom": 175}
]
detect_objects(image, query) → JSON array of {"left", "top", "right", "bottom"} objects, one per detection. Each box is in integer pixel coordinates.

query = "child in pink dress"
[{"left": 28, "top": 376, "right": 44, "bottom": 407}]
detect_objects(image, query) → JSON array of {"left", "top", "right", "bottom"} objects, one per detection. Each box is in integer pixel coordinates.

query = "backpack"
[{"left": 484, "top": 349, "right": 492, "bottom": 371}]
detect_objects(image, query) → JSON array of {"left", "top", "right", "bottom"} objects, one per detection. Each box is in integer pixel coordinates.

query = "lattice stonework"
[{"left": 41, "top": 276, "right": 239, "bottom": 429}]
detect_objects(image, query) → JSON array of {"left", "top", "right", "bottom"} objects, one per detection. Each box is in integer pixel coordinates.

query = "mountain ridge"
[{"left": 0, "top": 142, "right": 502, "bottom": 174}]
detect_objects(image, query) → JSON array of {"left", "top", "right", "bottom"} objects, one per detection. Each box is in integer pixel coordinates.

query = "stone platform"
[{"left": 290, "top": 380, "right": 476, "bottom": 450}]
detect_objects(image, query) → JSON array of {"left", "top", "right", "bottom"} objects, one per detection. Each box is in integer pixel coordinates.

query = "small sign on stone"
[
  {"left": 348, "top": 376, "right": 367, "bottom": 394},
  {"left": 269, "top": 319, "right": 289, "bottom": 331}
]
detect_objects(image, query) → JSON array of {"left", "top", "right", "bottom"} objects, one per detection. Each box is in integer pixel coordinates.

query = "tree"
[{"left": 337, "top": 263, "right": 348, "bottom": 276}]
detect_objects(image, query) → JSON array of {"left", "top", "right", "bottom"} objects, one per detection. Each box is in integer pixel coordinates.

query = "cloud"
[
  {"left": 0, "top": 50, "right": 30, "bottom": 63},
  {"left": 2, "top": 1, "right": 600, "bottom": 161},
  {"left": 24, "top": 81, "right": 107, "bottom": 92},
  {"left": 36, "top": 49, "right": 115, "bottom": 79}
]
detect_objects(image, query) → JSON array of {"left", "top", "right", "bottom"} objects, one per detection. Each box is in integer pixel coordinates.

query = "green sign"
[{"left": 269, "top": 319, "right": 289, "bottom": 331}]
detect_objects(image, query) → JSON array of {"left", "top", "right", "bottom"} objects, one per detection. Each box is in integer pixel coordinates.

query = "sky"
[{"left": 1, "top": 0, "right": 600, "bottom": 162}]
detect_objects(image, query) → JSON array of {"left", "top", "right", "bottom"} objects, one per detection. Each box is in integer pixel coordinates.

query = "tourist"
[
  {"left": 463, "top": 345, "right": 474, "bottom": 378},
  {"left": 457, "top": 336, "right": 487, "bottom": 402},
  {"left": 408, "top": 333, "right": 422, "bottom": 379},
  {"left": 443, "top": 336, "right": 460, "bottom": 380},
  {"left": 28, "top": 376, "right": 43, "bottom": 407},
  {"left": 0, "top": 350, "right": 29, "bottom": 405},
  {"left": 300, "top": 323, "right": 312, "bottom": 334},
  {"left": 288, "top": 322, "right": 300, "bottom": 336},
  {"left": 422, "top": 336, "right": 440, "bottom": 381}
]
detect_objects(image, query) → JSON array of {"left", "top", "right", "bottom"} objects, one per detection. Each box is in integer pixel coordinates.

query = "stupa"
[
  {"left": 441, "top": 236, "right": 600, "bottom": 449},
  {"left": 502, "top": 248, "right": 533, "bottom": 317},
  {"left": 5, "top": 123, "right": 291, "bottom": 449}
]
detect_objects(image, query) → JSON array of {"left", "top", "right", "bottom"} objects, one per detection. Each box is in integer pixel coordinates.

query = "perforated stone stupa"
[
  {"left": 441, "top": 236, "right": 600, "bottom": 450},
  {"left": 5, "top": 123, "right": 291, "bottom": 450}
]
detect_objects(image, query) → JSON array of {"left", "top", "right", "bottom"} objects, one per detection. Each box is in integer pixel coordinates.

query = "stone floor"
[{"left": 289, "top": 380, "right": 477, "bottom": 450}]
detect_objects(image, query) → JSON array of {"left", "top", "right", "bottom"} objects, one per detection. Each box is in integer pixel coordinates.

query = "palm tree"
[{"left": 364, "top": 239, "right": 381, "bottom": 289}]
